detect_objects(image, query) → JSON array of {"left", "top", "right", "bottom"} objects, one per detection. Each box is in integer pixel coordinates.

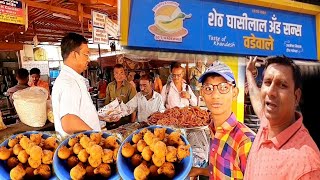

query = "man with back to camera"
[
  {"left": 244, "top": 56, "right": 320, "bottom": 179},
  {"left": 52, "top": 32, "right": 101, "bottom": 137},
  {"left": 7, "top": 68, "right": 29, "bottom": 104}
]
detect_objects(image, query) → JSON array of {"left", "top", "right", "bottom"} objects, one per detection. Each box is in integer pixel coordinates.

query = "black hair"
[
  {"left": 140, "top": 74, "right": 153, "bottom": 82},
  {"left": 264, "top": 56, "right": 302, "bottom": 90},
  {"left": 30, "top": 68, "right": 40, "bottom": 75},
  {"left": 61, "top": 32, "right": 88, "bottom": 60},
  {"left": 113, "top": 64, "right": 124, "bottom": 70},
  {"left": 170, "top": 62, "right": 182, "bottom": 72},
  {"left": 134, "top": 73, "right": 141, "bottom": 80},
  {"left": 16, "top": 68, "right": 29, "bottom": 80}
]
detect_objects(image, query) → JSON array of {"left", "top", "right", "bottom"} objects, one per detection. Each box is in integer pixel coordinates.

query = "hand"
[
  {"left": 188, "top": 167, "right": 203, "bottom": 177},
  {"left": 246, "top": 56, "right": 258, "bottom": 77},
  {"left": 180, "top": 91, "right": 191, "bottom": 99}
]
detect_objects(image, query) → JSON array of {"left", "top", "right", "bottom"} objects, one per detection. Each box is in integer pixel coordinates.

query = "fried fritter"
[
  {"left": 30, "top": 133, "right": 42, "bottom": 145},
  {"left": 73, "top": 143, "right": 83, "bottom": 155},
  {"left": 7, "top": 157, "right": 19, "bottom": 169},
  {"left": 154, "top": 128, "right": 166, "bottom": 141},
  {"left": 17, "top": 150, "right": 29, "bottom": 163},
  {"left": 166, "top": 146, "right": 177, "bottom": 162},
  {"left": 121, "top": 142, "right": 135, "bottom": 158},
  {"left": 177, "top": 144, "right": 191, "bottom": 161},
  {"left": 10, "top": 164, "right": 26, "bottom": 180},
  {"left": 0, "top": 146, "right": 11, "bottom": 160},
  {"left": 90, "top": 132, "right": 102, "bottom": 144},
  {"left": 137, "top": 140, "right": 147, "bottom": 153},
  {"left": 152, "top": 154, "right": 165, "bottom": 167},
  {"left": 134, "top": 163, "right": 150, "bottom": 180},
  {"left": 143, "top": 131, "right": 154, "bottom": 146},
  {"left": 67, "top": 155, "right": 79, "bottom": 168},
  {"left": 42, "top": 150, "right": 53, "bottom": 165},
  {"left": 131, "top": 154, "right": 143, "bottom": 167},
  {"left": 158, "top": 162, "right": 175, "bottom": 178},
  {"left": 44, "top": 137, "right": 58, "bottom": 150},
  {"left": 132, "top": 133, "right": 142, "bottom": 144},
  {"left": 102, "top": 149, "right": 114, "bottom": 164},
  {"left": 104, "top": 136, "right": 119, "bottom": 150},
  {"left": 94, "top": 163, "right": 112, "bottom": 178},
  {"left": 68, "top": 137, "right": 79, "bottom": 147},
  {"left": 8, "top": 138, "right": 18, "bottom": 148},
  {"left": 28, "top": 157, "right": 42, "bottom": 169},
  {"left": 78, "top": 149, "right": 89, "bottom": 163},
  {"left": 153, "top": 141, "right": 166, "bottom": 157},
  {"left": 141, "top": 146, "right": 153, "bottom": 161},
  {"left": 70, "top": 163, "right": 86, "bottom": 180},
  {"left": 149, "top": 165, "right": 159, "bottom": 177},
  {"left": 34, "top": 164, "right": 51, "bottom": 179},
  {"left": 58, "top": 146, "right": 71, "bottom": 160},
  {"left": 167, "top": 132, "right": 184, "bottom": 146},
  {"left": 13, "top": 144, "right": 23, "bottom": 156}
]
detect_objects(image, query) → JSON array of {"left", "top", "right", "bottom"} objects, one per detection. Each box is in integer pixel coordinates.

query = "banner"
[
  {"left": 0, "top": 0, "right": 24, "bottom": 25},
  {"left": 127, "top": 0, "right": 317, "bottom": 60}
]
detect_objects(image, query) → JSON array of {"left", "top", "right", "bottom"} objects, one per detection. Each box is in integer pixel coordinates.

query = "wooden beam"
[{"left": 0, "top": 43, "right": 23, "bottom": 51}]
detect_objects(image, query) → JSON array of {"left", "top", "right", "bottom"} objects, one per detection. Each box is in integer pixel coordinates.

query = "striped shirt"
[{"left": 209, "top": 113, "right": 255, "bottom": 180}]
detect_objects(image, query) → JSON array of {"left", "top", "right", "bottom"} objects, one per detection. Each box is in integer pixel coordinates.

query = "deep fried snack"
[
  {"left": 102, "top": 149, "right": 114, "bottom": 164},
  {"left": 25, "top": 142, "right": 36, "bottom": 155},
  {"left": 132, "top": 133, "right": 142, "bottom": 144},
  {"left": 68, "top": 137, "right": 79, "bottom": 147},
  {"left": 137, "top": 140, "right": 147, "bottom": 153},
  {"left": 19, "top": 136, "right": 30, "bottom": 150},
  {"left": 141, "top": 146, "right": 153, "bottom": 161},
  {"left": 167, "top": 132, "right": 185, "bottom": 146},
  {"left": 121, "top": 142, "right": 135, "bottom": 158},
  {"left": 88, "top": 144, "right": 103, "bottom": 158},
  {"left": 73, "top": 143, "right": 83, "bottom": 155},
  {"left": 13, "top": 144, "right": 23, "bottom": 156},
  {"left": 177, "top": 144, "right": 191, "bottom": 161},
  {"left": 153, "top": 141, "right": 166, "bottom": 157},
  {"left": 152, "top": 154, "right": 165, "bottom": 167},
  {"left": 67, "top": 155, "right": 79, "bottom": 168},
  {"left": 149, "top": 138, "right": 160, "bottom": 152},
  {"left": 8, "top": 138, "right": 18, "bottom": 148},
  {"left": 70, "top": 163, "right": 86, "bottom": 180},
  {"left": 113, "top": 147, "right": 119, "bottom": 162},
  {"left": 166, "top": 146, "right": 177, "bottom": 162},
  {"left": 88, "top": 155, "right": 102, "bottom": 168},
  {"left": 132, "top": 143, "right": 139, "bottom": 154},
  {"left": 42, "top": 150, "right": 54, "bottom": 164},
  {"left": 0, "top": 146, "right": 11, "bottom": 160},
  {"left": 30, "top": 145, "right": 42, "bottom": 160},
  {"left": 10, "top": 164, "right": 26, "bottom": 180},
  {"left": 34, "top": 164, "right": 51, "bottom": 179},
  {"left": 131, "top": 154, "right": 143, "bottom": 167},
  {"left": 143, "top": 130, "right": 154, "bottom": 146},
  {"left": 30, "top": 133, "right": 42, "bottom": 145},
  {"left": 25, "top": 166, "right": 35, "bottom": 178},
  {"left": 158, "top": 162, "right": 175, "bottom": 178},
  {"left": 90, "top": 132, "right": 102, "bottom": 144},
  {"left": 79, "top": 135, "right": 91, "bottom": 149},
  {"left": 85, "top": 141, "right": 96, "bottom": 154},
  {"left": 7, "top": 157, "right": 19, "bottom": 169},
  {"left": 58, "top": 146, "right": 71, "bottom": 160},
  {"left": 17, "top": 150, "right": 29, "bottom": 163},
  {"left": 44, "top": 137, "right": 58, "bottom": 150},
  {"left": 154, "top": 128, "right": 166, "bottom": 141},
  {"left": 134, "top": 163, "right": 150, "bottom": 180},
  {"left": 85, "top": 165, "right": 95, "bottom": 177},
  {"left": 94, "top": 163, "right": 112, "bottom": 178},
  {"left": 149, "top": 165, "right": 159, "bottom": 177},
  {"left": 104, "top": 136, "right": 119, "bottom": 150},
  {"left": 28, "top": 157, "right": 42, "bottom": 169},
  {"left": 78, "top": 149, "right": 89, "bottom": 163}
]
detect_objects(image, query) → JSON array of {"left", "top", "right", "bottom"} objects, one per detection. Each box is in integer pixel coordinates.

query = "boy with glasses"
[{"left": 189, "top": 61, "right": 255, "bottom": 179}]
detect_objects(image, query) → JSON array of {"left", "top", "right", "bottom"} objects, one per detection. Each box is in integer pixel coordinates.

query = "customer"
[
  {"left": 125, "top": 74, "right": 165, "bottom": 122},
  {"left": 7, "top": 68, "right": 29, "bottom": 103},
  {"left": 28, "top": 67, "right": 49, "bottom": 93},
  {"left": 105, "top": 64, "right": 137, "bottom": 127},
  {"left": 188, "top": 61, "right": 255, "bottom": 179},
  {"left": 244, "top": 56, "right": 320, "bottom": 179},
  {"left": 161, "top": 62, "right": 197, "bottom": 108},
  {"left": 52, "top": 32, "right": 101, "bottom": 137}
]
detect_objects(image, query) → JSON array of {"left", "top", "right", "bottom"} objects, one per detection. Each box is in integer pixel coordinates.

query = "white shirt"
[
  {"left": 52, "top": 65, "right": 101, "bottom": 137},
  {"left": 161, "top": 82, "right": 197, "bottom": 109},
  {"left": 126, "top": 91, "right": 165, "bottom": 122}
]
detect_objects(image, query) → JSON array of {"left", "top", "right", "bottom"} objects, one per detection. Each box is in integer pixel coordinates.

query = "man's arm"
[
  {"left": 128, "top": 84, "right": 137, "bottom": 122},
  {"left": 188, "top": 167, "right": 210, "bottom": 177},
  {"left": 61, "top": 114, "right": 92, "bottom": 134},
  {"left": 246, "top": 56, "right": 263, "bottom": 119},
  {"left": 105, "top": 84, "right": 111, "bottom": 105}
]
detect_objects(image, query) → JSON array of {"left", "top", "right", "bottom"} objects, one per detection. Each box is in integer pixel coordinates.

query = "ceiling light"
[{"left": 52, "top": 13, "right": 71, "bottom": 19}]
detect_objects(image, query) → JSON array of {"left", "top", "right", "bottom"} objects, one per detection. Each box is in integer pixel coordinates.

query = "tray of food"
[
  {"left": 0, "top": 131, "right": 59, "bottom": 180},
  {"left": 53, "top": 131, "right": 121, "bottom": 180},
  {"left": 147, "top": 107, "right": 211, "bottom": 130},
  {"left": 117, "top": 125, "right": 193, "bottom": 180}
]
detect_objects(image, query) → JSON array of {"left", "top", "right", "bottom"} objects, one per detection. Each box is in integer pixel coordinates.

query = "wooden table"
[{"left": 0, "top": 121, "right": 54, "bottom": 142}]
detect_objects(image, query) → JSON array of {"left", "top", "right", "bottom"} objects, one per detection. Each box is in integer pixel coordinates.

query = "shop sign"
[
  {"left": 0, "top": 0, "right": 24, "bottom": 25},
  {"left": 127, "top": 0, "right": 317, "bottom": 60},
  {"left": 93, "top": 28, "right": 109, "bottom": 44},
  {"left": 91, "top": 10, "right": 109, "bottom": 44},
  {"left": 92, "top": 10, "right": 106, "bottom": 29},
  {"left": 105, "top": 16, "right": 119, "bottom": 39}
]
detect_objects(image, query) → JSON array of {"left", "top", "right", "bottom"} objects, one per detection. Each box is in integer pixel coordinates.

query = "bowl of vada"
[{"left": 117, "top": 125, "right": 193, "bottom": 180}]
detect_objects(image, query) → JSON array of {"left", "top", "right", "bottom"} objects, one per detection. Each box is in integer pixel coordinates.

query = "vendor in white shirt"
[
  {"left": 52, "top": 33, "right": 101, "bottom": 137},
  {"left": 161, "top": 62, "right": 197, "bottom": 109},
  {"left": 125, "top": 74, "right": 166, "bottom": 122}
]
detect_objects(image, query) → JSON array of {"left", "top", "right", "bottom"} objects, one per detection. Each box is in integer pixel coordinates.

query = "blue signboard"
[{"left": 127, "top": 0, "right": 317, "bottom": 60}]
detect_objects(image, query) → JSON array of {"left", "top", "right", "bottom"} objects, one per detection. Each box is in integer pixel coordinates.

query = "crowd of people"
[{"left": 6, "top": 32, "right": 319, "bottom": 179}]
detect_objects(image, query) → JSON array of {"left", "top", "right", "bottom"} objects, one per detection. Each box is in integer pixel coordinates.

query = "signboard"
[
  {"left": 92, "top": 10, "right": 106, "bottom": 29},
  {"left": 93, "top": 28, "right": 109, "bottom": 44},
  {"left": 105, "top": 16, "right": 119, "bottom": 39},
  {"left": 0, "top": 0, "right": 24, "bottom": 25},
  {"left": 127, "top": 0, "right": 317, "bottom": 60}
]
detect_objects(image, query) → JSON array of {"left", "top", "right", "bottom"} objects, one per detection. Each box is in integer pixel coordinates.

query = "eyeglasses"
[
  {"left": 172, "top": 73, "right": 182, "bottom": 78},
  {"left": 201, "top": 82, "right": 235, "bottom": 95}
]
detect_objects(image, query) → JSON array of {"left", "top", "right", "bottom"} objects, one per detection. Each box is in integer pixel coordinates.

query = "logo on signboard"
[{"left": 148, "top": 1, "right": 191, "bottom": 42}]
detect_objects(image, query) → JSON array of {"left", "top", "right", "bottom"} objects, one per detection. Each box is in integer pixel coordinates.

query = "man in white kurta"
[{"left": 52, "top": 33, "right": 100, "bottom": 137}]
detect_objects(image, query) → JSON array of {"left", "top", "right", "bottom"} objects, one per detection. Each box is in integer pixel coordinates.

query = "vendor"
[
  {"left": 125, "top": 74, "right": 165, "bottom": 122},
  {"left": 105, "top": 64, "right": 137, "bottom": 128},
  {"left": 28, "top": 68, "right": 50, "bottom": 94},
  {"left": 52, "top": 32, "right": 101, "bottom": 137}
]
